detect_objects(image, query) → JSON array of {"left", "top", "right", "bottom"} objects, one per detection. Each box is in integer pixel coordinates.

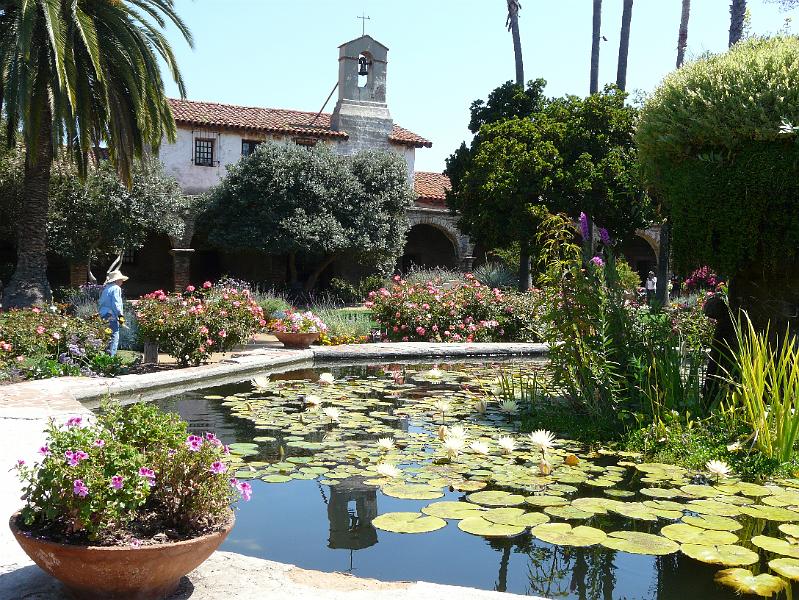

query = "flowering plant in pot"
[
  {"left": 10, "top": 401, "right": 252, "bottom": 600},
  {"left": 270, "top": 310, "right": 328, "bottom": 348}
]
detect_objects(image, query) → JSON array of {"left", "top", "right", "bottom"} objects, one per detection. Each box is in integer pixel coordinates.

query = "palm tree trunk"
[
  {"left": 2, "top": 110, "right": 53, "bottom": 308},
  {"left": 676, "top": 0, "right": 691, "bottom": 67},
  {"left": 590, "top": 0, "right": 603, "bottom": 94},
  {"left": 729, "top": 0, "right": 746, "bottom": 47},
  {"left": 506, "top": 1, "right": 531, "bottom": 291},
  {"left": 507, "top": 1, "right": 524, "bottom": 87},
  {"left": 616, "top": 0, "right": 634, "bottom": 91}
]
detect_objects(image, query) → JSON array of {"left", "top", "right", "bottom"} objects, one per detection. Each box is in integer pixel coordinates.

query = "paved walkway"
[{"left": 0, "top": 341, "right": 548, "bottom": 599}]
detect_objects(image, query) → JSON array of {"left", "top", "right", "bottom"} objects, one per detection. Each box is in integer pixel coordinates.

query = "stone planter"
[
  {"left": 274, "top": 331, "right": 320, "bottom": 349},
  {"left": 10, "top": 510, "right": 234, "bottom": 600}
]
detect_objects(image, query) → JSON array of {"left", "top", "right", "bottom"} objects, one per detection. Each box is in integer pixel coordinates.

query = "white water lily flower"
[
  {"left": 447, "top": 425, "right": 468, "bottom": 440},
  {"left": 706, "top": 459, "right": 732, "bottom": 479},
  {"left": 323, "top": 407, "right": 341, "bottom": 423},
  {"left": 432, "top": 399, "right": 451, "bottom": 414},
  {"left": 427, "top": 367, "right": 444, "bottom": 379},
  {"left": 304, "top": 394, "right": 322, "bottom": 407},
  {"left": 376, "top": 437, "right": 395, "bottom": 451},
  {"left": 529, "top": 429, "right": 556, "bottom": 450},
  {"left": 376, "top": 463, "right": 402, "bottom": 478},
  {"left": 474, "top": 398, "right": 488, "bottom": 414},
  {"left": 726, "top": 441, "right": 742, "bottom": 452},
  {"left": 251, "top": 376, "right": 270, "bottom": 390},
  {"left": 443, "top": 436, "right": 466, "bottom": 459},
  {"left": 470, "top": 441, "right": 490, "bottom": 455},
  {"left": 318, "top": 373, "right": 335, "bottom": 385},
  {"left": 499, "top": 399, "right": 518, "bottom": 415},
  {"left": 498, "top": 436, "right": 517, "bottom": 455}
]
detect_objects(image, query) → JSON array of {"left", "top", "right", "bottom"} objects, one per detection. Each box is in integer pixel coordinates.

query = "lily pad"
[
  {"left": 740, "top": 505, "right": 799, "bottom": 522},
  {"left": 421, "top": 501, "right": 483, "bottom": 520},
  {"left": 382, "top": 484, "right": 444, "bottom": 500},
  {"left": 779, "top": 524, "right": 799, "bottom": 538},
  {"left": 601, "top": 531, "right": 679, "bottom": 555},
  {"left": 714, "top": 568, "right": 787, "bottom": 596},
  {"left": 769, "top": 558, "right": 799, "bottom": 581},
  {"left": 458, "top": 516, "right": 526, "bottom": 538},
  {"left": 467, "top": 490, "right": 526, "bottom": 507},
  {"left": 660, "top": 523, "right": 738, "bottom": 545},
  {"left": 751, "top": 535, "right": 799, "bottom": 558},
  {"left": 681, "top": 544, "right": 759, "bottom": 566},
  {"left": 525, "top": 495, "right": 569, "bottom": 508},
  {"left": 482, "top": 507, "right": 526, "bottom": 525},
  {"left": 372, "top": 512, "right": 447, "bottom": 534},
  {"left": 544, "top": 505, "right": 594, "bottom": 521},
  {"left": 681, "top": 514, "right": 743, "bottom": 532},
  {"left": 531, "top": 523, "right": 607, "bottom": 547}
]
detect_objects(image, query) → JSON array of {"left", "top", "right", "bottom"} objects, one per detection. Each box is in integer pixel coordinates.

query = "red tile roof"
[
  {"left": 414, "top": 171, "right": 451, "bottom": 208},
  {"left": 168, "top": 98, "right": 431, "bottom": 148}
]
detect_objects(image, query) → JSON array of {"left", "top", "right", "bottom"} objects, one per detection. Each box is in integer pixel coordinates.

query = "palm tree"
[
  {"left": 676, "top": 0, "right": 691, "bottom": 67},
  {"left": 729, "top": 0, "right": 747, "bottom": 46},
  {"left": 505, "top": 0, "right": 531, "bottom": 291},
  {"left": 590, "top": 0, "right": 603, "bottom": 94},
  {"left": 0, "top": 0, "right": 193, "bottom": 308},
  {"left": 616, "top": 0, "right": 634, "bottom": 91},
  {"left": 506, "top": 1, "right": 524, "bottom": 87}
]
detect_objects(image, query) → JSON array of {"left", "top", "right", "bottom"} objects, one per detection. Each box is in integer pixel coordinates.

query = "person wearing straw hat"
[{"left": 98, "top": 256, "right": 128, "bottom": 357}]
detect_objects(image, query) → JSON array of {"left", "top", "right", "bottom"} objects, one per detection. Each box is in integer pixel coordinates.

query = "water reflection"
[{"left": 152, "top": 365, "right": 798, "bottom": 599}]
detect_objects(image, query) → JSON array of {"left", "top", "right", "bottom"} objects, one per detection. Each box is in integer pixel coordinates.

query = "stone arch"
[
  {"left": 401, "top": 223, "right": 459, "bottom": 271},
  {"left": 406, "top": 208, "right": 475, "bottom": 270}
]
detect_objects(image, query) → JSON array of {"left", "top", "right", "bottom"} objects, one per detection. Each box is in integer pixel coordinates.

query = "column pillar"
[
  {"left": 171, "top": 249, "right": 195, "bottom": 292},
  {"left": 69, "top": 262, "right": 89, "bottom": 288}
]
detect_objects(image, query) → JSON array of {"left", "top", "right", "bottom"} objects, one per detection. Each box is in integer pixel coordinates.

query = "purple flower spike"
[
  {"left": 599, "top": 227, "right": 611, "bottom": 245},
  {"left": 579, "top": 212, "right": 590, "bottom": 239},
  {"left": 590, "top": 256, "right": 605, "bottom": 268},
  {"left": 73, "top": 479, "right": 89, "bottom": 497}
]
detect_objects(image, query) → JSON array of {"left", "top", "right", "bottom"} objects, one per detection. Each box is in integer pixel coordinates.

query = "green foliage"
[
  {"left": 47, "top": 159, "right": 188, "bottom": 262},
  {"left": 637, "top": 36, "right": 799, "bottom": 277},
  {"left": 615, "top": 258, "right": 641, "bottom": 293},
  {"left": 537, "top": 213, "right": 706, "bottom": 427},
  {"left": 403, "top": 266, "right": 465, "bottom": 286},
  {"left": 447, "top": 83, "right": 651, "bottom": 259},
  {"left": 723, "top": 313, "right": 799, "bottom": 463},
  {"left": 473, "top": 262, "right": 517, "bottom": 290},
  {"left": 251, "top": 290, "right": 291, "bottom": 319},
  {"left": 202, "top": 143, "right": 415, "bottom": 290},
  {"left": 135, "top": 285, "right": 265, "bottom": 366},
  {"left": 0, "top": 132, "right": 22, "bottom": 244},
  {"left": 328, "top": 275, "right": 387, "bottom": 304},
  {"left": 15, "top": 401, "right": 244, "bottom": 543},
  {"left": 467, "top": 79, "right": 547, "bottom": 134},
  {"left": 313, "top": 306, "right": 376, "bottom": 344}
]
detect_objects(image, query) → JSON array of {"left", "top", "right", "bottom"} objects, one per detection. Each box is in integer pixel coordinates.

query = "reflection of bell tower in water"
[
  {"left": 327, "top": 476, "right": 378, "bottom": 567},
  {"left": 330, "top": 35, "right": 394, "bottom": 154}
]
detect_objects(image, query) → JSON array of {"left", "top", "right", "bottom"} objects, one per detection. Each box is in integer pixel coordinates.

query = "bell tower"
[{"left": 331, "top": 35, "right": 393, "bottom": 153}]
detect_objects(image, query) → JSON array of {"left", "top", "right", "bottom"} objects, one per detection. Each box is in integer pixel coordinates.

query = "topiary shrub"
[{"left": 637, "top": 36, "right": 799, "bottom": 333}]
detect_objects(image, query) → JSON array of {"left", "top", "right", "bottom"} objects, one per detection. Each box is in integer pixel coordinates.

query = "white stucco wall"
[{"left": 158, "top": 127, "right": 417, "bottom": 195}]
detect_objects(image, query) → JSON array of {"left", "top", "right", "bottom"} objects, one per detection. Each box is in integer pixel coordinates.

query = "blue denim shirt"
[{"left": 98, "top": 284, "right": 123, "bottom": 320}]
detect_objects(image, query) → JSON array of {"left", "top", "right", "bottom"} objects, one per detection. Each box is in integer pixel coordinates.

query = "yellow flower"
[{"left": 104, "top": 328, "right": 113, "bottom": 335}]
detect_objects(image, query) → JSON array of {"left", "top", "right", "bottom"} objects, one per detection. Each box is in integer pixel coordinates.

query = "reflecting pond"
[{"left": 153, "top": 362, "right": 799, "bottom": 599}]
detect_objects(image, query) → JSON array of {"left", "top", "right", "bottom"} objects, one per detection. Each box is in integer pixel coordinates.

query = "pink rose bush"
[
  {"left": 683, "top": 266, "right": 720, "bottom": 293},
  {"left": 271, "top": 310, "right": 328, "bottom": 334},
  {"left": 14, "top": 401, "right": 249, "bottom": 544},
  {"left": 366, "top": 275, "right": 543, "bottom": 342},
  {"left": 136, "top": 282, "right": 265, "bottom": 366}
]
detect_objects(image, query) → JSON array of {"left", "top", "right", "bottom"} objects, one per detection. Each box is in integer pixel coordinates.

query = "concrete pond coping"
[{"left": 0, "top": 341, "right": 549, "bottom": 599}]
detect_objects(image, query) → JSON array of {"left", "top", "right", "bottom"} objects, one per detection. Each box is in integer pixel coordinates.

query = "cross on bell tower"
[{"left": 357, "top": 12, "right": 370, "bottom": 36}]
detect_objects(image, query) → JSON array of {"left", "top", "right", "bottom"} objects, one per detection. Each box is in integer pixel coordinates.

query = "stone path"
[{"left": 0, "top": 341, "right": 548, "bottom": 599}]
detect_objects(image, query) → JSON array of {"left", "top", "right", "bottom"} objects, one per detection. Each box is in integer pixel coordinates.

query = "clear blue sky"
[{"left": 160, "top": 0, "right": 795, "bottom": 173}]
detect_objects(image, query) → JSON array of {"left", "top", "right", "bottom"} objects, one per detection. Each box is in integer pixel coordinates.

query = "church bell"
[{"left": 358, "top": 56, "right": 369, "bottom": 76}]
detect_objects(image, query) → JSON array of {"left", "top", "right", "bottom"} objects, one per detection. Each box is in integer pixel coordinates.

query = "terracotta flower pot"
[
  {"left": 274, "top": 331, "right": 319, "bottom": 349},
  {"left": 10, "top": 510, "right": 234, "bottom": 600}
]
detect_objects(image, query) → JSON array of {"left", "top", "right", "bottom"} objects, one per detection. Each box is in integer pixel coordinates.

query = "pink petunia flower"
[
  {"left": 209, "top": 461, "right": 227, "bottom": 474},
  {"left": 185, "top": 435, "right": 203, "bottom": 452},
  {"left": 73, "top": 479, "right": 89, "bottom": 497},
  {"left": 111, "top": 475, "right": 124, "bottom": 490}
]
